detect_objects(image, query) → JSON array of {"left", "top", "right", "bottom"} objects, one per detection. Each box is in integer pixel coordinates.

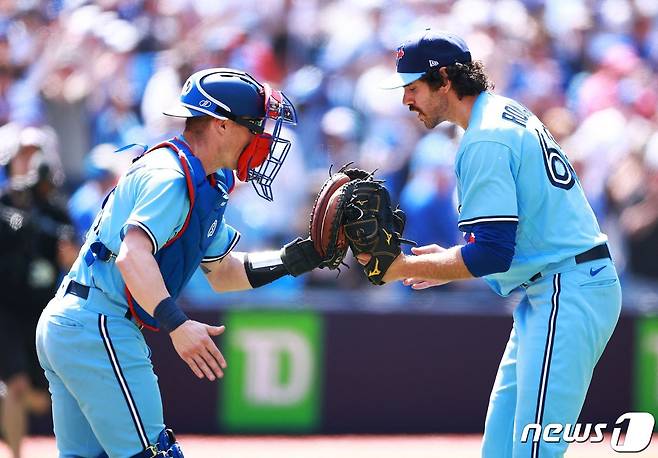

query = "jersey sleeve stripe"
[
  {"left": 124, "top": 220, "right": 159, "bottom": 254},
  {"left": 458, "top": 215, "right": 519, "bottom": 229},
  {"left": 202, "top": 231, "right": 241, "bottom": 262}
]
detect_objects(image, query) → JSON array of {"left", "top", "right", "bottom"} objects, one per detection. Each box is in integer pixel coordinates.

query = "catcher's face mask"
[
  {"left": 162, "top": 67, "right": 297, "bottom": 201},
  {"left": 236, "top": 84, "right": 297, "bottom": 201}
]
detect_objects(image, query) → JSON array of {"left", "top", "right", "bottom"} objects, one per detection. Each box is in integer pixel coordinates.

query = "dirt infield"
[{"left": 1, "top": 434, "right": 656, "bottom": 457}]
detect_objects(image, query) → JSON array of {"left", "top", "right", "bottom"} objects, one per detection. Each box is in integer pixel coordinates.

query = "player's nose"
[{"left": 402, "top": 88, "right": 414, "bottom": 107}]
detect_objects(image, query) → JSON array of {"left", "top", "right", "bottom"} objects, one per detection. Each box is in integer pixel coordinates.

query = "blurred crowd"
[{"left": 1, "top": 0, "right": 658, "bottom": 300}]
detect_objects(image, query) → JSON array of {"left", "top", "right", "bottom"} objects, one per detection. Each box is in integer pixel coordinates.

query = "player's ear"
[
  {"left": 438, "top": 67, "right": 451, "bottom": 93},
  {"left": 213, "top": 118, "right": 229, "bottom": 136}
]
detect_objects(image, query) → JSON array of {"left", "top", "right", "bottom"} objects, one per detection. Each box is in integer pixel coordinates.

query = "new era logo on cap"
[{"left": 381, "top": 29, "right": 472, "bottom": 89}]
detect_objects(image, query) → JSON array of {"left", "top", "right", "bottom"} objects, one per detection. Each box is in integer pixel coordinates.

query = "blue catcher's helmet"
[{"left": 163, "top": 68, "right": 297, "bottom": 201}]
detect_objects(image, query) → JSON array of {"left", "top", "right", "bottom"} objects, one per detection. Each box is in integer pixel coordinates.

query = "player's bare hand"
[
  {"left": 356, "top": 253, "right": 371, "bottom": 265},
  {"left": 410, "top": 244, "right": 446, "bottom": 255},
  {"left": 170, "top": 320, "right": 227, "bottom": 381},
  {"left": 402, "top": 244, "right": 449, "bottom": 289},
  {"left": 402, "top": 277, "right": 449, "bottom": 290}
]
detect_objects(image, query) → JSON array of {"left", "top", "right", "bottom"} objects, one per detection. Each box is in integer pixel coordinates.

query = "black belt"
[
  {"left": 64, "top": 280, "right": 135, "bottom": 322},
  {"left": 527, "top": 244, "right": 611, "bottom": 283},
  {"left": 65, "top": 279, "right": 90, "bottom": 299}
]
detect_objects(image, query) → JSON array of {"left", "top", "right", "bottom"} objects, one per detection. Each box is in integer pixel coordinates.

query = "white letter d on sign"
[{"left": 236, "top": 329, "right": 313, "bottom": 406}]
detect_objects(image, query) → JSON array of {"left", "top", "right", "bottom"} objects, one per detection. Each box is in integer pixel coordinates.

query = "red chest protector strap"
[{"left": 124, "top": 138, "right": 197, "bottom": 331}]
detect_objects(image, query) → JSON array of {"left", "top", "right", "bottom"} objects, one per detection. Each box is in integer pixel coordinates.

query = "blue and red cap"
[{"left": 381, "top": 29, "right": 472, "bottom": 89}]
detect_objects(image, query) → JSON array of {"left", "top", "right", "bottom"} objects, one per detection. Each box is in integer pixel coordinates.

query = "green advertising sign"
[
  {"left": 219, "top": 310, "right": 322, "bottom": 432},
  {"left": 635, "top": 316, "right": 658, "bottom": 428}
]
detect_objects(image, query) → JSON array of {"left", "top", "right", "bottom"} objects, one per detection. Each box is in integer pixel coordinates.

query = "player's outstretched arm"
[
  {"left": 201, "top": 251, "right": 251, "bottom": 292},
  {"left": 201, "top": 237, "right": 322, "bottom": 292},
  {"left": 397, "top": 244, "right": 472, "bottom": 289},
  {"left": 383, "top": 219, "right": 517, "bottom": 289},
  {"left": 117, "top": 226, "right": 227, "bottom": 381},
  {"left": 358, "top": 243, "right": 473, "bottom": 287}
]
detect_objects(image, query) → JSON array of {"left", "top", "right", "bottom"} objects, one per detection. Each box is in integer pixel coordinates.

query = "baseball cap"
[{"left": 381, "top": 29, "right": 472, "bottom": 89}]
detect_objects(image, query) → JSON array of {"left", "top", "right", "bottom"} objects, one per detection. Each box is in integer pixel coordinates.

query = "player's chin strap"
[{"left": 129, "top": 428, "right": 184, "bottom": 458}]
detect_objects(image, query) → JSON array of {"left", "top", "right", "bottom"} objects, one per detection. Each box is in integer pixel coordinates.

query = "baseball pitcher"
[{"left": 371, "top": 29, "right": 622, "bottom": 458}]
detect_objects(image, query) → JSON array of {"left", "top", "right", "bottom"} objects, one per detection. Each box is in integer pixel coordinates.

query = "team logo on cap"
[{"left": 395, "top": 47, "right": 405, "bottom": 62}]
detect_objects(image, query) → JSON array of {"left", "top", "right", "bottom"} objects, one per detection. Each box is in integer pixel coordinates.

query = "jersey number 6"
[{"left": 535, "top": 126, "right": 576, "bottom": 190}]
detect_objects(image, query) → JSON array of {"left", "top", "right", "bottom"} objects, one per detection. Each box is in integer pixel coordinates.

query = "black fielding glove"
[{"left": 343, "top": 182, "right": 415, "bottom": 285}]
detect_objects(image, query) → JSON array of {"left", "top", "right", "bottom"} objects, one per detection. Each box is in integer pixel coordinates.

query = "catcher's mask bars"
[
  {"left": 236, "top": 82, "right": 297, "bottom": 201},
  {"left": 163, "top": 67, "right": 297, "bottom": 201}
]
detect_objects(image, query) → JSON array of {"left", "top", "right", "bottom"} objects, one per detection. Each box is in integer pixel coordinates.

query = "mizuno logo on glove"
[
  {"left": 368, "top": 258, "right": 382, "bottom": 277},
  {"left": 382, "top": 229, "right": 392, "bottom": 245}
]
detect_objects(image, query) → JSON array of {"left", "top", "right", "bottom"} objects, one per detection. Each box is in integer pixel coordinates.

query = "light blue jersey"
[
  {"left": 68, "top": 146, "right": 239, "bottom": 306},
  {"left": 456, "top": 92, "right": 606, "bottom": 296},
  {"left": 455, "top": 92, "right": 621, "bottom": 458}
]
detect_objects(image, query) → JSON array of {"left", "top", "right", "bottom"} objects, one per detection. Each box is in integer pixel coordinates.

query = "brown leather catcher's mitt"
[
  {"left": 309, "top": 164, "right": 371, "bottom": 269},
  {"left": 309, "top": 164, "right": 412, "bottom": 283}
]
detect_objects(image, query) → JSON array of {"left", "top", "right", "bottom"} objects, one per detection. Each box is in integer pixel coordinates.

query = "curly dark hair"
[{"left": 419, "top": 61, "right": 493, "bottom": 99}]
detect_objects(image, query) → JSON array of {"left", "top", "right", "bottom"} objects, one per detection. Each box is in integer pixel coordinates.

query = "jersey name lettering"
[{"left": 502, "top": 103, "right": 531, "bottom": 128}]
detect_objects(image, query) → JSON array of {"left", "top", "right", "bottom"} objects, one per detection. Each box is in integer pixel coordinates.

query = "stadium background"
[{"left": 1, "top": 0, "right": 658, "bottom": 455}]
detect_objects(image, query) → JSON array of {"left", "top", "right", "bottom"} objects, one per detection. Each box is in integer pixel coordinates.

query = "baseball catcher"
[{"left": 306, "top": 164, "right": 412, "bottom": 285}]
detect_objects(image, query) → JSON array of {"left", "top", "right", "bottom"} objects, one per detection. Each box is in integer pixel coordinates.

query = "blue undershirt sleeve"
[{"left": 460, "top": 221, "right": 518, "bottom": 277}]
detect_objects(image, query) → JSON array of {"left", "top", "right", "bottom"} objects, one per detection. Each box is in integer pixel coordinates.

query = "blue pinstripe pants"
[
  {"left": 481, "top": 258, "right": 621, "bottom": 458},
  {"left": 35, "top": 283, "right": 164, "bottom": 458}
]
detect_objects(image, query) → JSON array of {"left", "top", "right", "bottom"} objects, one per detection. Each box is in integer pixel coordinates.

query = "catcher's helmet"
[{"left": 164, "top": 68, "right": 297, "bottom": 201}]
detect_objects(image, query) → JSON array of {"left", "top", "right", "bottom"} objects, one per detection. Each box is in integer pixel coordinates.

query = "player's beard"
[
  {"left": 411, "top": 94, "right": 448, "bottom": 129},
  {"left": 425, "top": 94, "right": 449, "bottom": 129},
  {"left": 422, "top": 113, "right": 441, "bottom": 129}
]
